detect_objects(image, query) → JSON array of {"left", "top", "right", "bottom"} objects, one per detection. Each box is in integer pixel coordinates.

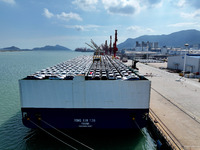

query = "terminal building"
[
  {"left": 135, "top": 41, "right": 160, "bottom": 52},
  {"left": 167, "top": 54, "right": 200, "bottom": 73}
]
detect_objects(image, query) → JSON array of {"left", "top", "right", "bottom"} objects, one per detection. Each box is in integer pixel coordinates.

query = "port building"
[{"left": 167, "top": 54, "right": 200, "bottom": 73}]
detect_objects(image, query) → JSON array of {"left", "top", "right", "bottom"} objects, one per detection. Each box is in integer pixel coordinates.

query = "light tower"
[{"left": 183, "top": 43, "right": 189, "bottom": 75}]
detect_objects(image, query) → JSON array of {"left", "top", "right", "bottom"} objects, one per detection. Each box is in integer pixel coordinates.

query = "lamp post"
[{"left": 183, "top": 43, "right": 189, "bottom": 76}]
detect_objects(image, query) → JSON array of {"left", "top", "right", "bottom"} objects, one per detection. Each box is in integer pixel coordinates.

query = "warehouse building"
[{"left": 167, "top": 54, "right": 200, "bottom": 73}]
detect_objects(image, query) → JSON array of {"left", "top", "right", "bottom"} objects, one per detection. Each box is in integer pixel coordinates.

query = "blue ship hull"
[{"left": 22, "top": 108, "right": 149, "bottom": 129}]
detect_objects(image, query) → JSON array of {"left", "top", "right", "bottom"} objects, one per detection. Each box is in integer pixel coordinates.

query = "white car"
[
  {"left": 116, "top": 76, "right": 122, "bottom": 80},
  {"left": 49, "top": 74, "right": 65, "bottom": 80},
  {"left": 108, "top": 74, "right": 115, "bottom": 80}
]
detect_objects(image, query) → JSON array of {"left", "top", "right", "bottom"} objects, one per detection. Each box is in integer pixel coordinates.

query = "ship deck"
[{"left": 24, "top": 55, "right": 145, "bottom": 81}]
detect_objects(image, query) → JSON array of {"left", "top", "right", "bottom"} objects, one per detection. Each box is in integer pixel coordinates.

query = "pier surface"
[{"left": 125, "top": 61, "right": 200, "bottom": 150}]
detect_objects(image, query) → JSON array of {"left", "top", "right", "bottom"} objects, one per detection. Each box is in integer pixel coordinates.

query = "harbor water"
[{"left": 0, "top": 50, "right": 156, "bottom": 150}]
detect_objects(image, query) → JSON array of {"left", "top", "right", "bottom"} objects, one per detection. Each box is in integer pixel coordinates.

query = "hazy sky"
[{"left": 1, "top": 0, "right": 200, "bottom": 50}]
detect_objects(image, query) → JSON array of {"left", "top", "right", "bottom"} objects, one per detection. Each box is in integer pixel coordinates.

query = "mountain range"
[
  {"left": 118, "top": 29, "right": 200, "bottom": 50},
  {"left": 0, "top": 45, "right": 71, "bottom": 51},
  {"left": 1, "top": 46, "right": 21, "bottom": 51},
  {"left": 33, "top": 45, "right": 71, "bottom": 51},
  {"left": 1, "top": 29, "right": 200, "bottom": 51}
]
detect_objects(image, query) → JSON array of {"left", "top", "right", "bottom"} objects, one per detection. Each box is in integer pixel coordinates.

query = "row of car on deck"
[
  {"left": 25, "top": 55, "right": 140, "bottom": 80},
  {"left": 85, "top": 55, "right": 140, "bottom": 80},
  {"left": 25, "top": 56, "right": 92, "bottom": 80},
  {"left": 87, "top": 56, "right": 117, "bottom": 80}
]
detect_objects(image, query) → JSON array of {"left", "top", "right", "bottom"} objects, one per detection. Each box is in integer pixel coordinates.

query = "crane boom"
[
  {"left": 85, "top": 42, "right": 96, "bottom": 50},
  {"left": 91, "top": 39, "right": 99, "bottom": 50}
]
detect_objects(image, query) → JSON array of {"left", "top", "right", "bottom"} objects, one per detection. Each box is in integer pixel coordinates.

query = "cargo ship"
[{"left": 19, "top": 31, "right": 151, "bottom": 129}]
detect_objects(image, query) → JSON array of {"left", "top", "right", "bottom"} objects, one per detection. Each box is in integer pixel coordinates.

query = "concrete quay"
[{"left": 125, "top": 61, "right": 200, "bottom": 150}]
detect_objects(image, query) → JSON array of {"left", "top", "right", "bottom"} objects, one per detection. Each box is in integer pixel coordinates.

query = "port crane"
[
  {"left": 109, "top": 30, "right": 118, "bottom": 57},
  {"left": 85, "top": 39, "right": 104, "bottom": 62},
  {"left": 85, "top": 39, "right": 104, "bottom": 55},
  {"left": 85, "top": 30, "right": 118, "bottom": 57},
  {"left": 113, "top": 30, "right": 118, "bottom": 57}
]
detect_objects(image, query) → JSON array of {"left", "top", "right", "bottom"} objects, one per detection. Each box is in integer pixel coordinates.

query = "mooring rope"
[
  {"left": 41, "top": 119, "right": 94, "bottom": 150},
  {"left": 29, "top": 119, "right": 78, "bottom": 150}
]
